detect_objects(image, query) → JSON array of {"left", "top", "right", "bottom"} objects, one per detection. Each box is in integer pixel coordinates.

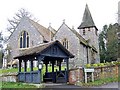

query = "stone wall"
[
  {"left": 0, "top": 73, "right": 18, "bottom": 82},
  {"left": 8, "top": 17, "right": 44, "bottom": 62},
  {"left": 69, "top": 65, "right": 119, "bottom": 84}
]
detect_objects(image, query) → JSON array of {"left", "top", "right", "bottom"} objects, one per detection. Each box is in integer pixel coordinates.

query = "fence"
[{"left": 69, "top": 65, "right": 119, "bottom": 84}]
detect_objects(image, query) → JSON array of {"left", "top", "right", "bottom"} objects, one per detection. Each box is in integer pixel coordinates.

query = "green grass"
[
  {"left": 0, "top": 65, "right": 66, "bottom": 74},
  {"left": 80, "top": 76, "right": 120, "bottom": 87},
  {"left": 1, "top": 82, "right": 37, "bottom": 88}
]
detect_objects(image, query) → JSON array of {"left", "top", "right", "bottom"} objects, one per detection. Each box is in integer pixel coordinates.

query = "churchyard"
[{"left": 0, "top": 61, "right": 120, "bottom": 88}]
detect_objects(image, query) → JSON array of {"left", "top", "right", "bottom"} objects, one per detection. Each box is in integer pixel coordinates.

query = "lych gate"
[{"left": 14, "top": 40, "right": 74, "bottom": 84}]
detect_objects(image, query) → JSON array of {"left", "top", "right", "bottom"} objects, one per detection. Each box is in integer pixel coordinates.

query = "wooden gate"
[
  {"left": 55, "top": 69, "right": 67, "bottom": 83},
  {"left": 18, "top": 70, "right": 41, "bottom": 84}
]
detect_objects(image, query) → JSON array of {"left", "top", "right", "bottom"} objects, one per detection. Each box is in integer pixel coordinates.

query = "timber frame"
[{"left": 14, "top": 40, "right": 74, "bottom": 83}]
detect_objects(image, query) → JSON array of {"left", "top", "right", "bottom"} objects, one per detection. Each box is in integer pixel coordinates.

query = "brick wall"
[{"left": 69, "top": 65, "right": 119, "bottom": 84}]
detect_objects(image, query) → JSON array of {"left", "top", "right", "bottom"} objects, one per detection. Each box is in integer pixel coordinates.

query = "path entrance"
[
  {"left": 14, "top": 40, "right": 74, "bottom": 84},
  {"left": 44, "top": 83, "right": 82, "bottom": 88},
  {"left": 42, "top": 56, "right": 68, "bottom": 83}
]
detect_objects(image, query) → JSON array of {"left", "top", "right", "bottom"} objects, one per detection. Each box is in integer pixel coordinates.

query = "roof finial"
[
  {"left": 49, "top": 22, "right": 51, "bottom": 27},
  {"left": 72, "top": 26, "right": 74, "bottom": 29},
  {"left": 63, "top": 19, "right": 65, "bottom": 23}
]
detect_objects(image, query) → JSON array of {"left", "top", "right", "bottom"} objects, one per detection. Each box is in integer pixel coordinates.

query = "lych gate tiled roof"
[
  {"left": 78, "top": 4, "right": 96, "bottom": 29},
  {"left": 29, "top": 19, "right": 51, "bottom": 41},
  {"left": 14, "top": 40, "right": 74, "bottom": 59}
]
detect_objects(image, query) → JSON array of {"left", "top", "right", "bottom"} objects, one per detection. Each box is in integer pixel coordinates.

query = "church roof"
[
  {"left": 7, "top": 17, "right": 55, "bottom": 42},
  {"left": 48, "top": 24, "right": 57, "bottom": 38},
  {"left": 78, "top": 4, "right": 96, "bottom": 29},
  {"left": 14, "top": 40, "right": 74, "bottom": 59},
  {"left": 57, "top": 22, "right": 97, "bottom": 51},
  {"left": 70, "top": 27, "right": 88, "bottom": 45},
  {"left": 57, "top": 22, "right": 88, "bottom": 46},
  {"left": 29, "top": 19, "right": 51, "bottom": 41}
]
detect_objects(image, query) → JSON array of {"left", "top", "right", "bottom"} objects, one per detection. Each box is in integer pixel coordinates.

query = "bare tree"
[{"left": 7, "top": 8, "right": 33, "bottom": 33}]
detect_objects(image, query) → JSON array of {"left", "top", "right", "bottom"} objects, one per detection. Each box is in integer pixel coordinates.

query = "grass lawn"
[
  {"left": 0, "top": 65, "right": 66, "bottom": 74},
  {"left": 1, "top": 82, "right": 38, "bottom": 88}
]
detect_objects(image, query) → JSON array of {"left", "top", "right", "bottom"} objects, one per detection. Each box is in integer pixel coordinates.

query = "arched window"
[
  {"left": 62, "top": 38, "right": 69, "bottom": 49},
  {"left": 19, "top": 31, "right": 29, "bottom": 48}
]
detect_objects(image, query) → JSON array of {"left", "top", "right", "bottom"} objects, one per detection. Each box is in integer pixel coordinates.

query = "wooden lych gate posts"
[{"left": 14, "top": 40, "right": 74, "bottom": 84}]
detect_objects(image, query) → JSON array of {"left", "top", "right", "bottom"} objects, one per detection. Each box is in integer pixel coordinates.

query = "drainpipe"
[{"left": 86, "top": 46, "right": 89, "bottom": 64}]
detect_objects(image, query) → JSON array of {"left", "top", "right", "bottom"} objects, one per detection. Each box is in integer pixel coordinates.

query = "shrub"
[
  {"left": 92, "top": 64, "right": 98, "bottom": 67},
  {"left": 98, "top": 63, "right": 105, "bottom": 67},
  {"left": 85, "top": 64, "right": 91, "bottom": 68}
]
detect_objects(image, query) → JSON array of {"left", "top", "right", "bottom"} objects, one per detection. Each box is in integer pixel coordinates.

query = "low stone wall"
[
  {"left": 69, "top": 65, "right": 119, "bottom": 84},
  {"left": 0, "top": 72, "right": 18, "bottom": 82},
  {"left": 69, "top": 68, "right": 84, "bottom": 84}
]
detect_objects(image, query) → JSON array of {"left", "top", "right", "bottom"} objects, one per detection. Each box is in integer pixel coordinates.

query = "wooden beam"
[
  {"left": 45, "top": 63, "right": 48, "bottom": 73},
  {"left": 24, "top": 60, "right": 27, "bottom": 72},
  {"left": 59, "top": 61, "right": 61, "bottom": 71},
  {"left": 52, "top": 61, "right": 54, "bottom": 73},
  {"left": 30, "top": 60, "right": 33, "bottom": 71},
  {"left": 65, "top": 58, "right": 69, "bottom": 82},
  {"left": 18, "top": 59, "right": 22, "bottom": 72}
]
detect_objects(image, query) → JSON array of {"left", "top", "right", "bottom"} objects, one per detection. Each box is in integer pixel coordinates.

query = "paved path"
[
  {"left": 44, "top": 82, "right": 120, "bottom": 90},
  {"left": 90, "top": 82, "right": 119, "bottom": 88},
  {"left": 45, "top": 84, "right": 81, "bottom": 88}
]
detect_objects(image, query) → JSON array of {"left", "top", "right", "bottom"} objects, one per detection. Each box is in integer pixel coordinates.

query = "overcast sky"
[{"left": 0, "top": 0, "right": 119, "bottom": 36}]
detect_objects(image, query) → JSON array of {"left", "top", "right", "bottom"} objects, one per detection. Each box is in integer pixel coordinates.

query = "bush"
[
  {"left": 92, "top": 64, "right": 98, "bottom": 67},
  {"left": 85, "top": 64, "right": 91, "bottom": 68},
  {"left": 85, "top": 61, "right": 120, "bottom": 68}
]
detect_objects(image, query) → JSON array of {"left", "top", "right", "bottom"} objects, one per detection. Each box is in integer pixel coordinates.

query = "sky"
[{"left": 0, "top": 0, "right": 119, "bottom": 36}]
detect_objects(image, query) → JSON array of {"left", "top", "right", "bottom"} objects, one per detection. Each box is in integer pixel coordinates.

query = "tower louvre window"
[
  {"left": 19, "top": 31, "right": 29, "bottom": 48},
  {"left": 88, "top": 28, "right": 90, "bottom": 31},
  {"left": 83, "top": 29, "right": 85, "bottom": 35}
]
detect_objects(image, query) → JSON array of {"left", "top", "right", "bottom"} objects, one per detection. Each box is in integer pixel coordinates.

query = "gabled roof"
[
  {"left": 57, "top": 22, "right": 88, "bottom": 46},
  {"left": 29, "top": 19, "right": 51, "bottom": 41},
  {"left": 14, "top": 40, "right": 74, "bottom": 59},
  {"left": 7, "top": 17, "right": 52, "bottom": 42},
  {"left": 48, "top": 25, "right": 57, "bottom": 38},
  {"left": 70, "top": 27, "right": 88, "bottom": 45},
  {"left": 78, "top": 4, "right": 97, "bottom": 29}
]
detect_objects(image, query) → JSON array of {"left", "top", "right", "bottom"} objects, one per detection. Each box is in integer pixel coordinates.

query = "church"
[{"left": 3, "top": 4, "right": 100, "bottom": 68}]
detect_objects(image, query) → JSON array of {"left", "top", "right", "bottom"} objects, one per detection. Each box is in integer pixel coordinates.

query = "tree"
[
  {"left": 7, "top": 8, "right": 33, "bottom": 33},
  {"left": 99, "top": 25, "right": 107, "bottom": 62},
  {"left": 99, "top": 23, "right": 119, "bottom": 62},
  {"left": 106, "top": 23, "right": 119, "bottom": 61},
  {"left": 0, "top": 32, "right": 4, "bottom": 68}
]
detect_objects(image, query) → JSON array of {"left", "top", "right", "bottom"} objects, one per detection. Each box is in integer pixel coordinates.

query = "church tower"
[{"left": 78, "top": 4, "right": 100, "bottom": 63}]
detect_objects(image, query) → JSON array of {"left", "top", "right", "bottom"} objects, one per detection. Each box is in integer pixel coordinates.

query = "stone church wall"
[
  {"left": 8, "top": 17, "right": 44, "bottom": 61},
  {"left": 55, "top": 23, "right": 89, "bottom": 68}
]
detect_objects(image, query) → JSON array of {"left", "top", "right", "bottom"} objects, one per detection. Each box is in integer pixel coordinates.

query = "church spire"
[{"left": 78, "top": 4, "right": 96, "bottom": 29}]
